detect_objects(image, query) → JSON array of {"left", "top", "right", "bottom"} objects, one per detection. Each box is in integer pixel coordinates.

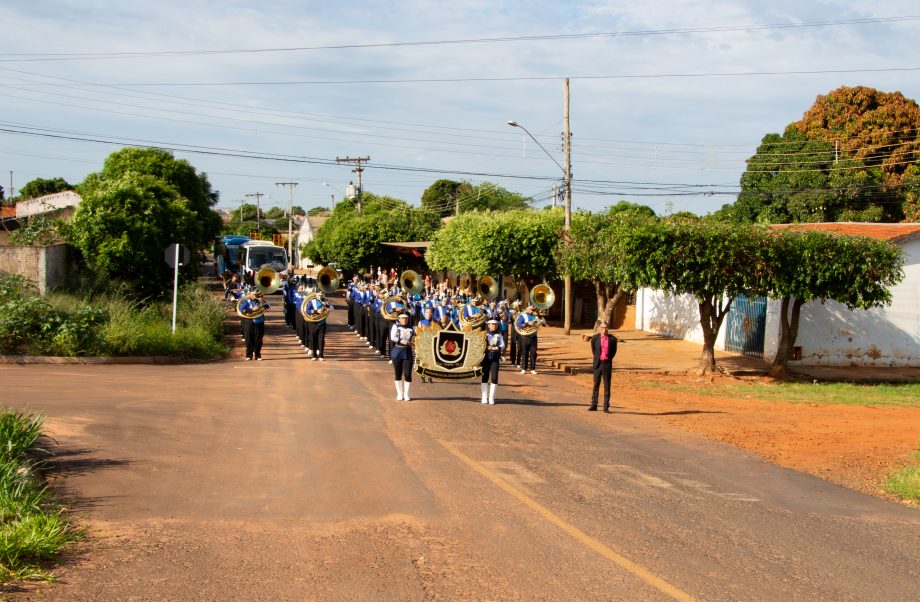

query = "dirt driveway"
[{"left": 538, "top": 326, "right": 920, "bottom": 502}]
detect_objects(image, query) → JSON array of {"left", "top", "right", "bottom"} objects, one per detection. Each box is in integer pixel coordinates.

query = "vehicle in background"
[
  {"left": 240, "top": 241, "right": 289, "bottom": 291},
  {"left": 215, "top": 235, "right": 250, "bottom": 276}
]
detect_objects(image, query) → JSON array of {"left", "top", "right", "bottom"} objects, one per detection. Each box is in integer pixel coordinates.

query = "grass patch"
[
  {"left": 887, "top": 449, "right": 920, "bottom": 505},
  {"left": 0, "top": 408, "right": 79, "bottom": 584},
  {"left": 1, "top": 275, "right": 228, "bottom": 359},
  {"left": 635, "top": 381, "right": 920, "bottom": 408}
]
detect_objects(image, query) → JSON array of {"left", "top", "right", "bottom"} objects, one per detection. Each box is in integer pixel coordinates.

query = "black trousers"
[
  {"left": 347, "top": 300, "right": 354, "bottom": 327},
  {"left": 309, "top": 322, "right": 326, "bottom": 357},
  {"left": 481, "top": 357, "right": 500, "bottom": 384},
  {"left": 244, "top": 320, "right": 264, "bottom": 359},
  {"left": 392, "top": 354, "right": 413, "bottom": 381},
  {"left": 295, "top": 310, "right": 307, "bottom": 345},
  {"left": 521, "top": 336, "right": 537, "bottom": 371},
  {"left": 591, "top": 361, "right": 613, "bottom": 408},
  {"left": 509, "top": 331, "right": 519, "bottom": 364}
]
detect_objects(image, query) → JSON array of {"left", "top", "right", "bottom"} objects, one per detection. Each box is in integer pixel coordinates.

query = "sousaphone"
[{"left": 476, "top": 275, "right": 499, "bottom": 301}]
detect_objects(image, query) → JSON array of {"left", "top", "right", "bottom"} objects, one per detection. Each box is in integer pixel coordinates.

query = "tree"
[
  {"left": 97, "top": 148, "right": 223, "bottom": 249},
  {"left": 303, "top": 192, "right": 440, "bottom": 273},
  {"left": 15, "top": 177, "right": 72, "bottom": 200},
  {"left": 766, "top": 229, "right": 904, "bottom": 376},
  {"left": 731, "top": 86, "right": 920, "bottom": 223},
  {"left": 556, "top": 210, "right": 652, "bottom": 326},
  {"left": 291, "top": 205, "right": 306, "bottom": 216},
  {"left": 66, "top": 148, "right": 221, "bottom": 298},
  {"left": 265, "top": 206, "right": 286, "bottom": 220},
  {"left": 426, "top": 209, "right": 563, "bottom": 280},
  {"left": 420, "top": 179, "right": 530, "bottom": 218},
  {"left": 621, "top": 220, "right": 771, "bottom": 374},
  {"left": 307, "top": 206, "right": 329, "bottom": 216},
  {"left": 67, "top": 172, "right": 197, "bottom": 298}
]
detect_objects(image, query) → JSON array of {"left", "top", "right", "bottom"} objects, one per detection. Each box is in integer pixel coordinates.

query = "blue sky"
[{"left": 1, "top": 1, "right": 918, "bottom": 216}]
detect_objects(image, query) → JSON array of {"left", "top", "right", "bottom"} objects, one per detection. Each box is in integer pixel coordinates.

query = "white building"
[
  {"left": 295, "top": 214, "right": 330, "bottom": 269},
  {"left": 635, "top": 223, "right": 920, "bottom": 367}
]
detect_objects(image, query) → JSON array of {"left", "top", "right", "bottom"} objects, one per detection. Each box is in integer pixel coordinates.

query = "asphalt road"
[{"left": 4, "top": 297, "right": 919, "bottom": 600}]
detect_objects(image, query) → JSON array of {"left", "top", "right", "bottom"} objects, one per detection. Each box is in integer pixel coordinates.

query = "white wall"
[
  {"left": 16, "top": 191, "right": 80, "bottom": 218},
  {"left": 634, "top": 288, "right": 728, "bottom": 350},
  {"left": 764, "top": 237, "right": 920, "bottom": 367}
]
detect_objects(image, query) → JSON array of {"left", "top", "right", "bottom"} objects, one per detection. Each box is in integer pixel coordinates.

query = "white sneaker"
[
  {"left": 312, "top": 357, "right": 317, "bottom": 361},
  {"left": 531, "top": 370, "right": 537, "bottom": 375},
  {"left": 520, "top": 369, "right": 525, "bottom": 374},
  {"left": 319, "top": 357, "right": 325, "bottom": 361},
  {"left": 307, "top": 349, "right": 313, "bottom": 357}
]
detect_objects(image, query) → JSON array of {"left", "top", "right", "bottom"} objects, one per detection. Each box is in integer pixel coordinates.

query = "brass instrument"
[
  {"left": 254, "top": 267, "right": 282, "bottom": 296},
  {"left": 458, "top": 303, "right": 486, "bottom": 329},
  {"left": 317, "top": 265, "right": 340, "bottom": 294},
  {"left": 236, "top": 293, "right": 267, "bottom": 320},
  {"left": 300, "top": 291, "right": 330, "bottom": 323},
  {"left": 530, "top": 283, "right": 555, "bottom": 310},
  {"left": 476, "top": 275, "right": 499, "bottom": 301},
  {"left": 399, "top": 270, "right": 425, "bottom": 297},
  {"left": 380, "top": 295, "right": 407, "bottom": 321},
  {"left": 513, "top": 284, "right": 555, "bottom": 336}
]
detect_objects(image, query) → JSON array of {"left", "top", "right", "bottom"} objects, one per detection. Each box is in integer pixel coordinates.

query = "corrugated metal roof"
[{"left": 769, "top": 222, "right": 920, "bottom": 243}]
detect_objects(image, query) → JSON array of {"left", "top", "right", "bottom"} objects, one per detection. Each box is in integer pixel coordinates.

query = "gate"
[{"left": 725, "top": 294, "right": 766, "bottom": 358}]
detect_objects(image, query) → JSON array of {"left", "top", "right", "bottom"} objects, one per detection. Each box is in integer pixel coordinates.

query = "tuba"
[
  {"left": 236, "top": 293, "right": 267, "bottom": 320},
  {"left": 476, "top": 275, "right": 499, "bottom": 301},
  {"left": 458, "top": 303, "right": 486, "bottom": 330},
  {"left": 300, "top": 291, "right": 330, "bottom": 323},
  {"left": 399, "top": 270, "right": 425, "bottom": 297},
  {"left": 254, "top": 267, "right": 282, "bottom": 296},
  {"left": 316, "top": 266, "right": 340, "bottom": 294},
  {"left": 380, "top": 295, "right": 407, "bottom": 321},
  {"left": 530, "top": 284, "right": 555, "bottom": 311},
  {"left": 514, "top": 284, "right": 555, "bottom": 336}
]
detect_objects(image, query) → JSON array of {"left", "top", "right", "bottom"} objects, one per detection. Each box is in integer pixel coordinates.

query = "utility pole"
[
  {"left": 330, "top": 194, "right": 335, "bottom": 210},
  {"left": 336, "top": 156, "right": 370, "bottom": 212},
  {"left": 563, "top": 77, "right": 573, "bottom": 335},
  {"left": 238, "top": 199, "right": 245, "bottom": 225},
  {"left": 245, "top": 192, "right": 264, "bottom": 232},
  {"left": 552, "top": 183, "right": 558, "bottom": 209},
  {"left": 275, "top": 181, "right": 298, "bottom": 270}
]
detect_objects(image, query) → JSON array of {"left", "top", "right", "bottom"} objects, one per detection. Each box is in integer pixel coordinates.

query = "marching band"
[{"left": 228, "top": 264, "right": 558, "bottom": 405}]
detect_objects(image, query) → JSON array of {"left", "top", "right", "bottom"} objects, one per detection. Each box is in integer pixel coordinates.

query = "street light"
[
  {"left": 507, "top": 121, "right": 566, "bottom": 174},
  {"left": 508, "top": 118, "right": 574, "bottom": 334},
  {"left": 322, "top": 182, "right": 341, "bottom": 210}
]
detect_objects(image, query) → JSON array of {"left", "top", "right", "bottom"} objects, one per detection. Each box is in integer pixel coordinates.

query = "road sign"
[{"left": 165, "top": 243, "right": 191, "bottom": 268}]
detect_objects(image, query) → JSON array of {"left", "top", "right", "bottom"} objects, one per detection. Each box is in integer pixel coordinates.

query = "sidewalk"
[{"left": 536, "top": 325, "right": 920, "bottom": 383}]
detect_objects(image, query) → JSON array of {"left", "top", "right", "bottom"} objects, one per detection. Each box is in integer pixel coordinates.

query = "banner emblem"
[{"left": 415, "top": 322, "right": 484, "bottom": 380}]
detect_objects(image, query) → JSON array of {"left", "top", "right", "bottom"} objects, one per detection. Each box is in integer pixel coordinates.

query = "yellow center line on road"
[{"left": 437, "top": 439, "right": 696, "bottom": 602}]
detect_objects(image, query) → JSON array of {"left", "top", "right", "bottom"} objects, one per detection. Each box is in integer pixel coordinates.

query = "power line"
[
  {"left": 76, "top": 66, "right": 920, "bottom": 87},
  {"left": 3, "top": 16, "right": 917, "bottom": 61}
]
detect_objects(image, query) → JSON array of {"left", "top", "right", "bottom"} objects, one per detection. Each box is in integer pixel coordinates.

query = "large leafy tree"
[
  {"left": 766, "top": 229, "right": 903, "bottom": 376},
  {"left": 621, "top": 220, "right": 771, "bottom": 374},
  {"left": 426, "top": 209, "right": 563, "bottom": 280},
  {"left": 732, "top": 86, "right": 920, "bottom": 223},
  {"left": 556, "top": 203, "right": 655, "bottom": 326},
  {"left": 15, "top": 177, "right": 72, "bottom": 200},
  {"left": 303, "top": 192, "right": 440, "bottom": 273},
  {"left": 67, "top": 173, "right": 197, "bottom": 298},
  {"left": 97, "top": 148, "right": 223, "bottom": 247},
  {"left": 420, "top": 179, "right": 530, "bottom": 218},
  {"left": 67, "top": 148, "right": 221, "bottom": 298}
]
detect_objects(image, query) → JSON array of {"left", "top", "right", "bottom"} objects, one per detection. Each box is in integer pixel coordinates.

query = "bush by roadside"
[
  {"left": 0, "top": 275, "right": 228, "bottom": 359},
  {"left": 887, "top": 449, "right": 920, "bottom": 506},
  {"left": 0, "top": 408, "right": 79, "bottom": 584}
]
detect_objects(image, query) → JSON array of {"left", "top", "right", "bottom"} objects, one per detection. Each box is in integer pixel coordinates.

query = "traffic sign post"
[{"left": 165, "top": 243, "right": 190, "bottom": 335}]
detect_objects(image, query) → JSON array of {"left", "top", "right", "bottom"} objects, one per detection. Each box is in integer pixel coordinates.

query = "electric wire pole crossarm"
[
  {"left": 275, "top": 181, "right": 298, "bottom": 270},
  {"left": 335, "top": 156, "right": 370, "bottom": 212}
]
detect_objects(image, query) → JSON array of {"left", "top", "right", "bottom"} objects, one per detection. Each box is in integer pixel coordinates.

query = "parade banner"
[{"left": 415, "top": 322, "right": 485, "bottom": 380}]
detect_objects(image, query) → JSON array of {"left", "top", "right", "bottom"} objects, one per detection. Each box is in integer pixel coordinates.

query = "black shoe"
[
  {"left": 587, "top": 406, "right": 597, "bottom": 411},
  {"left": 603, "top": 407, "right": 611, "bottom": 413}
]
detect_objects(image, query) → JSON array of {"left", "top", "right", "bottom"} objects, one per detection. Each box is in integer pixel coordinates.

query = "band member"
[
  {"left": 239, "top": 291, "right": 269, "bottom": 361},
  {"left": 516, "top": 305, "right": 544, "bottom": 374},
  {"left": 304, "top": 292, "right": 332, "bottom": 361},
  {"left": 481, "top": 318, "right": 505, "bottom": 404},
  {"left": 583, "top": 321, "right": 618, "bottom": 412},
  {"left": 509, "top": 300, "right": 521, "bottom": 366},
  {"left": 390, "top": 312, "right": 416, "bottom": 400},
  {"left": 293, "top": 285, "right": 308, "bottom": 351},
  {"left": 346, "top": 279, "right": 356, "bottom": 330}
]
